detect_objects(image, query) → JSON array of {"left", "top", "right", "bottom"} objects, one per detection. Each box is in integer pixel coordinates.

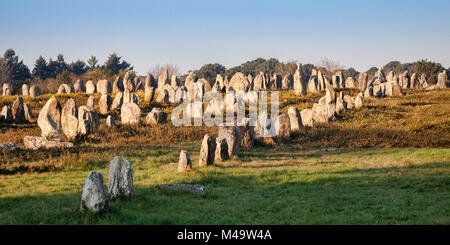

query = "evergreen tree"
[
  {"left": 32, "top": 56, "right": 49, "bottom": 79},
  {"left": 103, "top": 53, "right": 132, "bottom": 74},
  {"left": 87, "top": 55, "right": 99, "bottom": 70},
  {"left": 69, "top": 60, "right": 87, "bottom": 75}
]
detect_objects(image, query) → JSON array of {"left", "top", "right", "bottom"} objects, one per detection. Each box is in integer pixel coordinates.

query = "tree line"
[{"left": 0, "top": 48, "right": 448, "bottom": 93}]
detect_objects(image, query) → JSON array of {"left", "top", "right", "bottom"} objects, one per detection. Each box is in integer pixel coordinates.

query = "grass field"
[{"left": 0, "top": 89, "right": 449, "bottom": 224}]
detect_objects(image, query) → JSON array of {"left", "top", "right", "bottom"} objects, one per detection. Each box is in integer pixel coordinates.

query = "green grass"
[{"left": 0, "top": 145, "right": 448, "bottom": 224}]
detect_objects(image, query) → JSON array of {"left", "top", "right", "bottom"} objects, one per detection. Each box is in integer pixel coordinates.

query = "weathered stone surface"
[
  {"left": 80, "top": 171, "right": 109, "bottom": 214},
  {"left": 108, "top": 156, "right": 134, "bottom": 200},
  {"left": 218, "top": 126, "right": 241, "bottom": 157},
  {"left": 0, "top": 142, "right": 18, "bottom": 151},
  {"left": 325, "top": 86, "right": 336, "bottom": 104},
  {"left": 274, "top": 113, "right": 291, "bottom": 138},
  {"left": 345, "top": 77, "right": 357, "bottom": 88},
  {"left": 436, "top": 70, "right": 449, "bottom": 89},
  {"left": 254, "top": 112, "right": 276, "bottom": 140},
  {"left": 336, "top": 96, "right": 346, "bottom": 114},
  {"left": 239, "top": 120, "right": 255, "bottom": 150},
  {"left": 215, "top": 138, "right": 229, "bottom": 161},
  {"left": 229, "top": 72, "right": 250, "bottom": 92},
  {"left": 158, "top": 69, "right": 170, "bottom": 91},
  {"left": 253, "top": 72, "right": 266, "bottom": 92},
  {"left": 123, "top": 72, "right": 134, "bottom": 92},
  {"left": 294, "top": 64, "right": 306, "bottom": 95},
  {"left": 282, "top": 74, "right": 294, "bottom": 90},
  {"left": 11, "top": 97, "right": 26, "bottom": 122},
  {"left": 96, "top": 79, "right": 112, "bottom": 94},
  {"left": 155, "top": 89, "right": 169, "bottom": 103},
  {"left": 22, "top": 84, "right": 29, "bottom": 96},
  {"left": 393, "top": 84, "right": 403, "bottom": 96},
  {"left": 354, "top": 94, "right": 364, "bottom": 109},
  {"left": 63, "top": 83, "right": 74, "bottom": 93},
  {"left": 29, "top": 85, "right": 40, "bottom": 98},
  {"left": 111, "top": 92, "right": 123, "bottom": 110},
  {"left": 2, "top": 83, "right": 12, "bottom": 96},
  {"left": 178, "top": 150, "right": 192, "bottom": 173},
  {"left": 132, "top": 93, "right": 140, "bottom": 105},
  {"left": 287, "top": 107, "right": 302, "bottom": 131},
  {"left": 98, "top": 94, "right": 112, "bottom": 115},
  {"left": 74, "top": 80, "right": 85, "bottom": 93},
  {"left": 344, "top": 95, "right": 354, "bottom": 109},
  {"left": 23, "top": 136, "right": 73, "bottom": 150},
  {"left": 24, "top": 103, "right": 32, "bottom": 121},
  {"left": 121, "top": 102, "right": 141, "bottom": 125},
  {"left": 364, "top": 86, "right": 373, "bottom": 97},
  {"left": 106, "top": 115, "right": 115, "bottom": 128},
  {"left": 300, "top": 108, "right": 313, "bottom": 127},
  {"left": 85, "top": 80, "right": 96, "bottom": 94},
  {"left": 144, "top": 85, "right": 155, "bottom": 102},
  {"left": 358, "top": 72, "right": 368, "bottom": 91},
  {"left": 57, "top": 84, "right": 66, "bottom": 94},
  {"left": 332, "top": 70, "right": 344, "bottom": 88},
  {"left": 158, "top": 183, "right": 206, "bottom": 195},
  {"left": 199, "top": 134, "right": 216, "bottom": 167},
  {"left": 61, "top": 99, "right": 78, "bottom": 141},
  {"left": 37, "top": 96, "right": 62, "bottom": 139},
  {"left": 112, "top": 76, "right": 123, "bottom": 93},
  {"left": 77, "top": 105, "right": 98, "bottom": 136},
  {"left": 145, "top": 107, "right": 167, "bottom": 125},
  {"left": 86, "top": 96, "right": 95, "bottom": 108},
  {"left": 0, "top": 105, "right": 13, "bottom": 122}
]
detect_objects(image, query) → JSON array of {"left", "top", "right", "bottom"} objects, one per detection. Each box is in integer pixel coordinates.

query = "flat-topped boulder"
[{"left": 23, "top": 136, "right": 73, "bottom": 150}]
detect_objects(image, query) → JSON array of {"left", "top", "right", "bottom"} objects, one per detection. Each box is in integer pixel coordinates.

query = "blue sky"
[{"left": 1, "top": 0, "right": 449, "bottom": 75}]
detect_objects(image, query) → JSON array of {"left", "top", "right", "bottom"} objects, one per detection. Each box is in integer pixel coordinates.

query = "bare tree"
[
  {"left": 148, "top": 64, "right": 180, "bottom": 78},
  {"left": 317, "top": 57, "right": 344, "bottom": 77}
]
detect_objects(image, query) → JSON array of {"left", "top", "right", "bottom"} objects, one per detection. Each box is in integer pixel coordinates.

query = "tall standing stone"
[
  {"left": 61, "top": 99, "right": 79, "bottom": 141},
  {"left": 108, "top": 156, "right": 134, "bottom": 200},
  {"left": 37, "top": 96, "right": 62, "bottom": 139},
  {"left": 218, "top": 126, "right": 241, "bottom": 157},
  {"left": 294, "top": 64, "right": 306, "bottom": 95},
  {"left": 29, "top": 85, "right": 40, "bottom": 98},
  {"left": 97, "top": 79, "right": 112, "bottom": 94},
  {"left": 287, "top": 107, "right": 302, "bottom": 131},
  {"left": 85, "top": 80, "right": 96, "bottom": 94},
  {"left": 199, "top": 134, "right": 216, "bottom": 167},
  {"left": 11, "top": 97, "right": 26, "bottom": 123},
  {"left": 22, "top": 84, "right": 29, "bottom": 96},
  {"left": 98, "top": 94, "right": 112, "bottom": 115}
]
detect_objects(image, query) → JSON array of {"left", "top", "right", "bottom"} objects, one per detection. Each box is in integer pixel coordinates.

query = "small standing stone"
[
  {"left": 177, "top": 150, "right": 192, "bottom": 173},
  {"left": 215, "top": 138, "right": 229, "bottom": 161},
  {"left": 80, "top": 171, "right": 109, "bottom": 214}
]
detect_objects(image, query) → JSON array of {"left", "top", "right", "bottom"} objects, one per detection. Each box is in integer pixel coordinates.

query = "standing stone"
[
  {"left": 106, "top": 115, "right": 115, "bottom": 128},
  {"left": 158, "top": 69, "right": 170, "bottom": 91},
  {"left": 121, "top": 103, "right": 141, "bottom": 125},
  {"left": 336, "top": 94, "right": 346, "bottom": 115},
  {"left": 96, "top": 80, "right": 112, "bottom": 94},
  {"left": 0, "top": 105, "right": 13, "bottom": 122},
  {"left": 393, "top": 84, "right": 403, "bottom": 96},
  {"left": 77, "top": 106, "right": 99, "bottom": 136},
  {"left": 24, "top": 103, "right": 32, "bottom": 121},
  {"left": 325, "top": 86, "right": 336, "bottom": 104},
  {"left": 239, "top": 119, "right": 255, "bottom": 150},
  {"left": 108, "top": 156, "right": 134, "bottom": 200},
  {"left": 300, "top": 109, "right": 313, "bottom": 127},
  {"left": 345, "top": 77, "right": 357, "bottom": 88},
  {"left": 358, "top": 72, "right": 368, "bottom": 91},
  {"left": 2, "top": 83, "right": 12, "bottom": 96},
  {"left": 199, "top": 134, "right": 216, "bottom": 167},
  {"left": 218, "top": 126, "right": 241, "bottom": 157},
  {"left": 287, "top": 107, "right": 302, "bottom": 131},
  {"left": 145, "top": 107, "right": 167, "bottom": 125},
  {"left": 156, "top": 89, "right": 169, "bottom": 103},
  {"left": 85, "top": 80, "right": 96, "bottom": 94},
  {"left": 11, "top": 97, "right": 26, "bottom": 122},
  {"left": 344, "top": 95, "right": 354, "bottom": 109},
  {"left": 74, "top": 80, "right": 85, "bottom": 93},
  {"left": 111, "top": 92, "right": 123, "bottom": 110},
  {"left": 98, "top": 94, "right": 112, "bottom": 115},
  {"left": 37, "top": 96, "right": 62, "bottom": 139},
  {"left": 282, "top": 74, "right": 294, "bottom": 90},
  {"left": 29, "top": 85, "right": 40, "bottom": 98},
  {"left": 177, "top": 150, "right": 192, "bottom": 173},
  {"left": 294, "top": 64, "right": 306, "bottom": 95},
  {"left": 22, "top": 84, "right": 29, "bottom": 96},
  {"left": 274, "top": 113, "right": 291, "bottom": 138},
  {"left": 80, "top": 171, "right": 109, "bottom": 214},
  {"left": 112, "top": 76, "right": 124, "bottom": 93},
  {"left": 215, "top": 138, "right": 229, "bottom": 161},
  {"left": 61, "top": 99, "right": 79, "bottom": 141},
  {"left": 354, "top": 94, "right": 364, "bottom": 109},
  {"left": 63, "top": 83, "right": 74, "bottom": 93},
  {"left": 86, "top": 96, "right": 95, "bottom": 108},
  {"left": 144, "top": 85, "right": 155, "bottom": 102},
  {"left": 229, "top": 72, "right": 250, "bottom": 92},
  {"left": 57, "top": 84, "right": 66, "bottom": 94},
  {"left": 23, "top": 136, "right": 73, "bottom": 150},
  {"left": 436, "top": 70, "right": 449, "bottom": 89}
]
